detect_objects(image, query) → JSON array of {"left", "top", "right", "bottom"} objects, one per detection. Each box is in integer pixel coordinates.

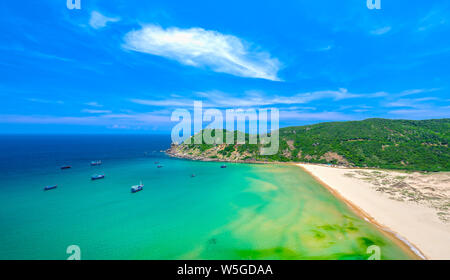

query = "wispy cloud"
[
  {"left": 370, "top": 26, "right": 392, "bottom": 35},
  {"left": 384, "top": 93, "right": 448, "bottom": 119},
  {"left": 89, "top": 11, "right": 120, "bottom": 29},
  {"left": 131, "top": 98, "right": 195, "bottom": 107},
  {"left": 85, "top": 102, "right": 104, "bottom": 107},
  {"left": 131, "top": 88, "right": 386, "bottom": 108},
  {"left": 385, "top": 98, "right": 439, "bottom": 109},
  {"left": 27, "top": 98, "right": 64, "bottom": 104},
  {"left": 1, "top": 45, "right": 75, "bottom": 63},
  {"left": 280, "top": 111, "right": 353, "bottom": 121},
  {"left": 388, "top": 108, "right": 450, "bottom": 119},
  {"left": 417, "top": 8, "right": 449, "bottom": 32},
  {"left": 123, "top": 25, "right": 281, "bottom": 81},
  {"left": 81, "top": 109, "right": 112, "bottom": 114},
  {"left": 269, "top": 88, "right": 386, "bottom": 105},
  {"left": 315, "top": 45, "right": 333, "bottom": 52},
  {"left": 0, "top": 112, "right": 171, "bottom": 126},
  {"left": 397, "top": 88, "right": 441, "bottom": 97},
  {"left": 382, "top": 88, "right": 443, "bottom": 110},
  {"left": 28, "top": 51, "right": 75, "bottom": 62}
]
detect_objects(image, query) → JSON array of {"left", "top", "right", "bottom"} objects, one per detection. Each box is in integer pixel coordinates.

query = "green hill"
[{"left": 168, "top": 118, "right": 450, "bottom": 171}]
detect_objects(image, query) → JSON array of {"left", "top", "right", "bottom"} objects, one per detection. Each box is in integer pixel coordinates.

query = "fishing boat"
[
  {"left": 157, "top": 165, "right": 163, "bottom": 168},
  {"left": 91, "top": 174, "right": 105, "bottom": 180},
  {"left": 61, "top": 165, "right": 71, "bottom": 170},
  {"left": 131, "top": 181, "right": 144, "bottom": 193},
  {"left": 44, "top": 185, "right": 57, "bottom": 191},
  {"left": 90, "top": 160, "right": 102, "bottom": 166},
  {"left": 220, "top": 165, "right": 227, "bottom": 168}
]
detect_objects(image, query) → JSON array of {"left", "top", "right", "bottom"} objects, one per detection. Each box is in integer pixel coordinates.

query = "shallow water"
[{"left": 0, "top": 135, "right": 413, "bottom": 259}]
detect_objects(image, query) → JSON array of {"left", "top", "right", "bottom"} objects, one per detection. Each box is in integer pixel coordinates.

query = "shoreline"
[
  {"left": 165, "top": 149, "right": 272, "bottom": 164},
  {"left": 296, "top": 164, "right": 426, "bottom": 260},
  {"left": 298, "top": 163, "right": 450, "bottom": 260}
]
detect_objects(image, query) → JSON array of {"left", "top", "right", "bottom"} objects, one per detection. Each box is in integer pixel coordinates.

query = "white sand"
[{"left": 297, "top": 163, "right": 450, "bottom": 260}]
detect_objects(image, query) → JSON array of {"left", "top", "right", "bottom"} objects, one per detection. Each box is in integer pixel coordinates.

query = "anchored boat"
[
  {"left": 90, "top": 160, "right": 102, "bottom": 166},
  {"left": 44, "top": 185, "right": 57, "bottom": 191},
  {"left": 91, "top": 174, "right": 105, "bottom": 180},
  {"left": 131, "top": 181, "right": 144, "bottom": 193},
  {"left": 220, "top": 165, "right": 227, "bottom": 168}
]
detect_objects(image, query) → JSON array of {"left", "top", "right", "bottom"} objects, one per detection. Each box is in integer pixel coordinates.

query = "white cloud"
[
  {"left": 85, "top": 101, "right": 103, "bottom": 107},
  {"left": 208, "top": 88, "right": 360, "bottom": 106},
  {"left": 123, "top": 25, "right": 281, "bottom": 81},
  {"left": 385, "top": 97, "right": 440, "bottom": 109},
  {"left": 316, "top": 45, "right": 333, "bottom": 52},
  {"left": 131, "top": 88, "right": 386, "bottom": 108},
  {"left": 27, "top": 98, "right": 64, "bottom": 104},
  {"left": 280, "top": 111, "right": 353, "bottom": 121},
  {"left": 417, "top": 8, "right": 448, "bottom": 32},
  {"left": 388, "top": 108, "right": 450, "bottom": 119},
  {"left": 0, "top": 112, "right": 170, "bottom": 126},
  {"left": 28, "top": 51, "right": 75, "bottom": 62},
  {"left": 131, "top": 98, "right": 195, "bottom": 107},
  {"left": 370, "top": 26, "right": 392, "bottom": 35},
  {"left": 397, "top": 88, "right": 440, "bottom": 97},
  {"left": 82, "top": 109, "right": 112, "bottom": 114},
  {"left": 89, "top": 11, "right": 120, "bottom": 29}
]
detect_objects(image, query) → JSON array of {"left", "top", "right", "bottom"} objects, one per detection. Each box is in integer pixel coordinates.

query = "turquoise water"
[{"left": 0, "top": 135, "right": 413, "bottom": 259}]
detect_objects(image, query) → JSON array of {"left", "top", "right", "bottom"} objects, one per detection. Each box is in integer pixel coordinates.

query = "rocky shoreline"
[
  {"left": 165, "top": 144, "right": 273, "bottom": 164},
  {"left": 165, "top": 144, "right": 354, "bottom": 166}
]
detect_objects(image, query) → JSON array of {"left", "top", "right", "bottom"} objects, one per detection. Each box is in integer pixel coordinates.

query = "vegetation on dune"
[{"left": 169, "top": 118, "right": 450, "bottom": 172}]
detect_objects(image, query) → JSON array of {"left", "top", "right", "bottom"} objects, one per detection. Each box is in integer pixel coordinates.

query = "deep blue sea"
[{"left": 0, "top": 135, "right": 171, "bottom": 180}]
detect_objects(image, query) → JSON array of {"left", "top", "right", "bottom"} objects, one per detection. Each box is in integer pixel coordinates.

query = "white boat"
[
  {"left": 131, "top": 181, "right": 144, "bottom": 193},
  {"left": 90, "top": 160, "right": 102, "bottom": 166}
]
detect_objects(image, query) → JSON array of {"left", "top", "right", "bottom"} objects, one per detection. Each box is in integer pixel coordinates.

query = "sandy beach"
[{"left": 298, "top": 163, "right": 450, "bottom": 260}]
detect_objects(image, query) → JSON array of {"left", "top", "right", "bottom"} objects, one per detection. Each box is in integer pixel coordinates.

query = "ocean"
[{"left": 0, "top": 135, "right": 413, "bottom": 259}]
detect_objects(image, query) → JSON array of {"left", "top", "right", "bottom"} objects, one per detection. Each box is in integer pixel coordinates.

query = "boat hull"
[{"left": 131, "top": 186, "right": 143, "bottom": 193}]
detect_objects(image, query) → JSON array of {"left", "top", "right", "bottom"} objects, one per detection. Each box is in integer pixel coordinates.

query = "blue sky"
[{"left": 0, "top": 0, "right": 449, "bottom": 133}]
